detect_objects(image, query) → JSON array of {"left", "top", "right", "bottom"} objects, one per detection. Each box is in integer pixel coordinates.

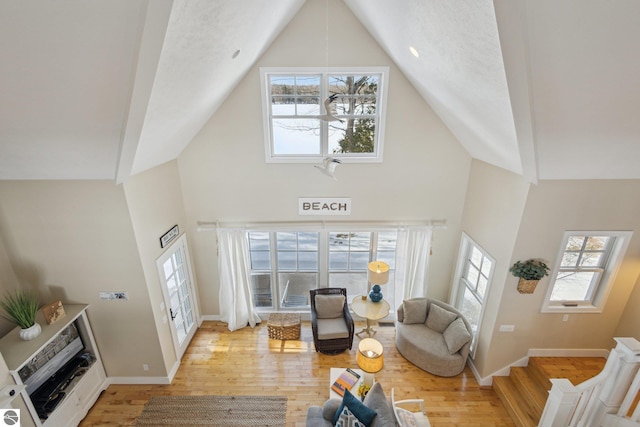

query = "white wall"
[
  {"left": 0, "top": 222, "right": 21, "bottom": 334},
  {"left": 616, "top": 273, "right": 640, "bottom": 339},
  {"left": 457, "top": 160, "right": 530, "bottom": 378},
  {"left": 177, "top": 0, "right": 472, "bottom": 316},
  {"left": 484, "top": 179, "right": 640, "bottom": 375},
  {"left": 0, "top": 180, "right": 162, "bottom": 378},
  {"left": 123, "top": 160, "right": 189, "bottom": 377}
]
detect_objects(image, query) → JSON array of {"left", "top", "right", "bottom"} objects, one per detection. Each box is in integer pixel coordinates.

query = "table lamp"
[
  {"left": 357, "top": 338, "right": 384, "bottom": 373},
  {"left": 367, "top": 261, "right": 389, "bottom": 302}
]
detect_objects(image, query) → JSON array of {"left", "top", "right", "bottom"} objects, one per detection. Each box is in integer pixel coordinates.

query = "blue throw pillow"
[
  {"left": 334, "top": 406, "right": 364, "bottom": 426},
  {"left": 332, "top": 389, "right": 377, "bottom": 426}
]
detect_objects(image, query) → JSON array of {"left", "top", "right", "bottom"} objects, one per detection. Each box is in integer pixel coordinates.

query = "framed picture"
[
  {"left": 42, "top": 300, "right": 66, "bottom": 325},
  {"left": 160, "top": 225, "right": 179, "bottom": 248}
]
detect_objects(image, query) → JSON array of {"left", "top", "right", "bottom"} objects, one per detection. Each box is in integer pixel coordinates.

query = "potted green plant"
[
  {"left": 509, "top": 259, "right": 550, "bottom": 294},
  {"left": 0, "top": 290, "right": 41, "bottom": 340}
]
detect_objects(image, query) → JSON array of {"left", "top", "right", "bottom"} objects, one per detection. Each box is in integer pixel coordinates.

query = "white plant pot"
[{"left": 19, "top": 323, "right": 41, "bottom": 341}]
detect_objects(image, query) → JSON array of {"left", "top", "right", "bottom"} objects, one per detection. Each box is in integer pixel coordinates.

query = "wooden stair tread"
[
  {"left": 526, "top": 357, "right": 553, "bottom": 390},
  {"left": 510, "top": 366, "right": 549, "bottom": 415},
  {"left": 529, "top": 356, "right": 606, "bottom": 385},
  {"left": 493, "top": 356, "right": 607, "bottom": 427},
  {"left": 493, "top": 376, "right": 539, "bottom": 427}
]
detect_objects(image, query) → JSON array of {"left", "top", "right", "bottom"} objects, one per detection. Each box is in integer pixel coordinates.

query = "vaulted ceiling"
[{"left": 1, "top": 0, "right": 639, "bottom": 182}]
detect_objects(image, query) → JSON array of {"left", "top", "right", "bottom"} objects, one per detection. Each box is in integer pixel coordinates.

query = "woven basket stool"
[{"left": 267, "top": 313, "right": 301, "bottom": 340}]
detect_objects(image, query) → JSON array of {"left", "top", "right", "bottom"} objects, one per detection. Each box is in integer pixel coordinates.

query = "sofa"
[
  {"left": 395, "top": 298, "right": 472, "bottom": 377},
  {"left": 306, "top": 382, "right": 397, "bottom": 426}
]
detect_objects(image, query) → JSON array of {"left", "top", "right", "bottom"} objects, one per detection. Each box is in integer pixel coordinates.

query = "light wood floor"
[
  {"left": 80, "top": 320, "right": 518, "bottom": 426},
  {"left": 530, "top": 356, "right": 607, "bottom": 385}
]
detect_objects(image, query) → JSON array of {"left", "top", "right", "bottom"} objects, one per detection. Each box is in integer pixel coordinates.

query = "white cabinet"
[{"left": 0, "top": 305, "right": 107, "bottom": 427}]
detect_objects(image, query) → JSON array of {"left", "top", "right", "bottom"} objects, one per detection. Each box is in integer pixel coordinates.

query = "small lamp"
[
  {"left": 367, "top": 261, "right": 389, "bottom": 302},
  {"left": 357, "top": 338, "right": 384, "bottom": 373}
]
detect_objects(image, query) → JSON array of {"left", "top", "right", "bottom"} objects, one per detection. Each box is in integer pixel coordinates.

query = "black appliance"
[
  {"left": 30, "top": 351, "right": 94, "bottom": 420},
  {"left": 17, "top": 322, "right": 96, "bottom": 421}
]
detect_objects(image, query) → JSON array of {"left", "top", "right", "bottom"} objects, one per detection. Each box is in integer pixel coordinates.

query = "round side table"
[{"left": 351, "top": 296, "right": 390, "bottom": 338}]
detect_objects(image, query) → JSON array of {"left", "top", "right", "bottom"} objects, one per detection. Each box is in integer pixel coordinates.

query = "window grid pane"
[
  {"left": 265, "top": 69, "right": 385, "bottom": 160},
  {"left": 276, "top": 232, "right": 319, "bottom": 271},
  {"left": 328, "top": 232, "right": 371, "bottom": 272},
  {"left": 550, "top": 234, "right": 615, "bottom": 304},
  {"left": 455, "top": 238, "right": 495, "bottom": 355},
  {"left": 272, "top": 118, "right": 321, "bottom": 155},
  {"left": 248, "top": 230, "right": 396, "bottom": 313},
  {"left": 249, "top": 232, "right": 271, "bottom": 271},
  {"left": 550, "top": 271, "right": 601, "bottom": 301},
  {"left": 463, "top": 248, "right": 493, "bottom": 302}
]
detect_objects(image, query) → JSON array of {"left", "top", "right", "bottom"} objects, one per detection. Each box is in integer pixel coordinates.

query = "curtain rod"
[{"left": 197, "top": 219, "right": 446, "bottom": 232}]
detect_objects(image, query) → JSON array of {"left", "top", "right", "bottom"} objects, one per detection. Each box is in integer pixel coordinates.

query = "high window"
[
  {"left": 260, "top": 67, "right": 389, "bottom": 162},
  {"left": 542, "top": 231, "right": 632, "bottom": 312},
  {"left": 247, "top": 230, "right": 397, "bottom": 312},
  {"left": 452, "top": 234, "right": 494, "bottom": 354}
]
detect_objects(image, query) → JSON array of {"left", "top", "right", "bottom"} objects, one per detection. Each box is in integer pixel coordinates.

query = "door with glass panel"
[
  {"left": 248, "top": 231, "right": 319, "bottom": 310},
  {"left": 156, "top": 234, "right": 198, "bottom": 359},
  {"left": 453, "top": 234, "right": 494, "bottom": 354}
]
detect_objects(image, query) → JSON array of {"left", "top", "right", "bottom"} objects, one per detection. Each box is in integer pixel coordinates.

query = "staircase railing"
[{"left": 538, "top": 337, "right": 640, "bottom": 427}]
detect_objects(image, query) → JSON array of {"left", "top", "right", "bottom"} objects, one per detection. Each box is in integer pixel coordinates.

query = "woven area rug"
[{"left": 135, "top": 395, "right": 287, "bottom": 426}]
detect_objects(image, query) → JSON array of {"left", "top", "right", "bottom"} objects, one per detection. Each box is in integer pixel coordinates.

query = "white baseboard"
[
  {"left": 107, "top": 360, "right": 181, "bottom": 385},
  {"left": 167, "top": 360, "right": 180, "bottom": 382},
  {"left": 107, "top": 376, "right": 172, "bottom": 385},
  {"left": 200, "top": 313, "right": 312, "bottom": 322},
  {"left": 467, "top": 359, "right": 488, "bottom": 386},
  {"left": 468, "top": 355, "right": 529, "bottom": 387}
]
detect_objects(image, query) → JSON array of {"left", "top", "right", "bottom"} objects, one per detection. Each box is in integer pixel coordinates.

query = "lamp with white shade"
[{"left": 367, "top": 261, "right": 389, "bottom": 302}]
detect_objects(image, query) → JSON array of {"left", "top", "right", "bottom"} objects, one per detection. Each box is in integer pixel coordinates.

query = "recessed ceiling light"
[
  {"left": 409, "top": 46, "right": 419, "bottom": 58},
  {"left": 232, "top": 49, "right": 240, "bottom": 59}
]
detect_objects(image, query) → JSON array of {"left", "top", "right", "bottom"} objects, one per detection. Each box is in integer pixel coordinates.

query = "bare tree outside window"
[{"left": 263, "top": 68, "right": 387, "bottom": 161}]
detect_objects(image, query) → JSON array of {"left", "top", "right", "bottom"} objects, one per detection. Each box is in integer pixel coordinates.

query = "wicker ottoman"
[{"left": 267, "top": 313, "right": 301, "bottom": 340}]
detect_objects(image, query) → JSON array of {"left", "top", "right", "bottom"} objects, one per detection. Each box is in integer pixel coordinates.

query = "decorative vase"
[
  {"left": 369, "top": 285, "right": 383, "bottom": 302},
  {"left": 517, "top": 278, "right": 539, "bottom": 294},
  {"left": 19, "top": 323, "right": 41, "bottom": 341}
]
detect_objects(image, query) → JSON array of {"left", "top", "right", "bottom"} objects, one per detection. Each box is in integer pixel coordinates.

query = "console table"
[
  {"left": 350, "top": 296, "right": 390, "bottom": 338},
  {"left": 0, "top": 304, "right": 107, "bottom": 427}
]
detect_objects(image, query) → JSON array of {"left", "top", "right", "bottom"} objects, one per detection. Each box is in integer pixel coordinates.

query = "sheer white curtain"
[
  {"left": 217, "top": 228, "right": 261, "bottom": 331},
  {"left": 393, "top": 226, "right": 433, "bottom": 307}
]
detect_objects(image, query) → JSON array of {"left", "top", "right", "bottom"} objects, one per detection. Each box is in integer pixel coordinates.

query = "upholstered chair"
[{"left": 310, "top": 288, "right": 354, "bottom": 354}]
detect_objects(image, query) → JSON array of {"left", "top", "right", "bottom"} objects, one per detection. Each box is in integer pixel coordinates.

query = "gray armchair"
[
  {"left": 395, "top": 298, "right": 472, "bottom": 376},
  {"left": 310, "top": 288, "right": 354, "bottom": 354}
]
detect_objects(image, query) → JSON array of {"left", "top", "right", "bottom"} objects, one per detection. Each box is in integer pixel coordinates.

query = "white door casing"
[{"left": 156, "top": 233, "right": 199, "bottom": 359}]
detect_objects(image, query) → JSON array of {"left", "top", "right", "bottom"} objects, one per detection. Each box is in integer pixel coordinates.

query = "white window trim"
[
  {"left": 450, "top": 233, "right": 495, "bottom": 358},
  {"left": 541, "top": 230, "right": 633, "bottom": 314},
  {"left": 248, "top": 228, "right": 398, "bottom": 312},
  {"left": 260, "top": 66, "right": 389, "bottom": 163}
]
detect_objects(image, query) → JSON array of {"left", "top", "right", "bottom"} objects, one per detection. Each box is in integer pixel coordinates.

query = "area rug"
[{"left": 135, "top": 395, "right": 287, "bottom": 426}]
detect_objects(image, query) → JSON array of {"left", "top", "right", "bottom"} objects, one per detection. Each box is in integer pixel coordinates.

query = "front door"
[{"left": 156, "top": 233, "right": 198, "bottom": 359}]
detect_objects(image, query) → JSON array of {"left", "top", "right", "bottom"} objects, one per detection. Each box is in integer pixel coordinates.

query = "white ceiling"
[{"left": 1, "top": 0, "right": 639, "bottom": 182}]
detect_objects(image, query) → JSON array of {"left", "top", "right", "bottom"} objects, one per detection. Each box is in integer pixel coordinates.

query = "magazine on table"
[{"left": 331, "top": 368, "right": 361, "bottom": 397}]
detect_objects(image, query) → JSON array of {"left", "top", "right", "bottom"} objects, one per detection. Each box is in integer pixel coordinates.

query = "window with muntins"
[
  {"left": 542, "top": 231, "right": 632, "bottom": 312},
  {"left": 261, "top": 67, "right": 388, "bottom": 162},
  {"left": 328, "top": 231, "right": 397, "bottom": 308},
  {"left": 453, "top": 234, "right": 494, "bottom": 355},
  {"left": 247, "top": 230, "right": 397, "bottom": 312}
]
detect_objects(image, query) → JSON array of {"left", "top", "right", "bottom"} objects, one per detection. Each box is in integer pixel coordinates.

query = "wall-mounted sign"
[
  {"left": 160, "top": 225, "right": 179, "bottom": 248},
  {"left": 299, "top": 198, "right": 351, "bottom": 216}
]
